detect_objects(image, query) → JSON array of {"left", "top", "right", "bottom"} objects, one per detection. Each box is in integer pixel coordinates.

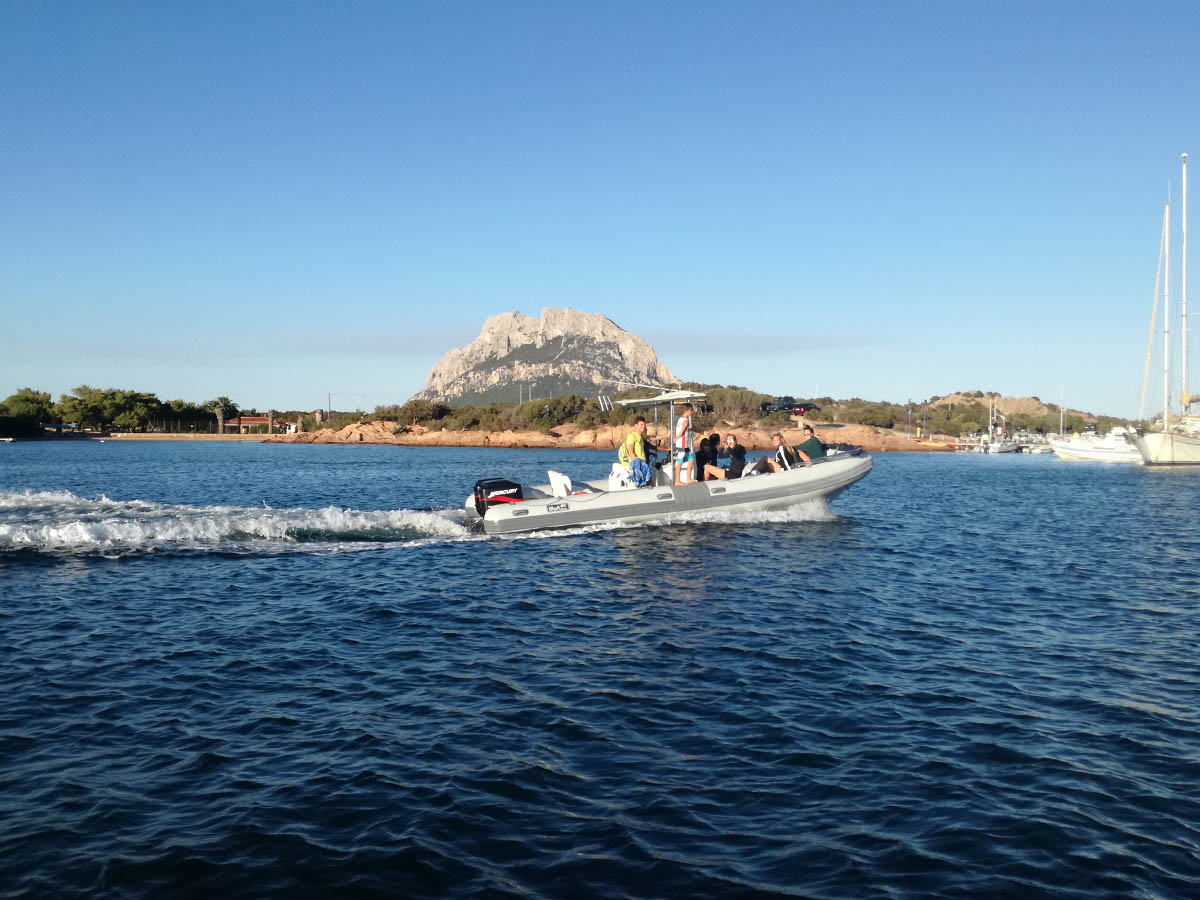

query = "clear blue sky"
[{"left": 3, "top": 1, "right": 1198, "bottom": 418}]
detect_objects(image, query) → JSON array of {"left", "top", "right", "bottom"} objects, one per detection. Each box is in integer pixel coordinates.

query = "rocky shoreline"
[{"left": 261, "top": 421, "right": 952, "bottom": 452}]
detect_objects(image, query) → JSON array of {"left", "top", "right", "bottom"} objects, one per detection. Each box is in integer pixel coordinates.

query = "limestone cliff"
[{"left": 415, "top": 308, "right": 680, "bottom": 406}]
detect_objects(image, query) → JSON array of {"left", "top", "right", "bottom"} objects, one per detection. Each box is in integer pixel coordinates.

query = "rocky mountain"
[{"left": 414, "top": 308, "right": 680, "bottom": 407}]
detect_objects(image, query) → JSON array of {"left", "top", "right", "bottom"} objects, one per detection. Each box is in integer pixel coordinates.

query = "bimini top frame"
[{"left": 613, "top": 389, "right": 708, "bottom": 409}]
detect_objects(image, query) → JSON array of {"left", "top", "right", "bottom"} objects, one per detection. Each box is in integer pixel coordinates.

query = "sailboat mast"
[
  {"left": 1164, "top": 197, "right": 1172, "bottom": 429},
  {"left": 1182, "top": 153, "right": 1189, "bottom": 411},
  {"left": 1141, "top": 204, "right": 1169, "bottom": 422}
]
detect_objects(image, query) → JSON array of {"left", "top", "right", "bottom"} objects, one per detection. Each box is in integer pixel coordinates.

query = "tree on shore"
[
  {"left": 57, "top": 386, "right": 113, "bottom": 430},
  {"left": 205, "top": 396, "right": 239, "bottom": 433},
  {"left": 1, "top": 387, "right": 55, "bottom": 423}
]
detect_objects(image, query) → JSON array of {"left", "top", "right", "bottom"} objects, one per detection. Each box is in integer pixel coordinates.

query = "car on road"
[{"left": 758, "top": 396, "right": 821, "bottom": 417}]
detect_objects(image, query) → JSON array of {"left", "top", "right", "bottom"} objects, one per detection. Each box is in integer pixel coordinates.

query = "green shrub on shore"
[
  {"left": 4, "top": 383, "right": 1132, "bottom": 439},
  {"left": 0, "top": 415, "right": 43, "bottom": 438}
]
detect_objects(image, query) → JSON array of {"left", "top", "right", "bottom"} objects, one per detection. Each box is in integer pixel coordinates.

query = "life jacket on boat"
[{"left": 618, "top": 431, "right": 647, "bottom": 468}]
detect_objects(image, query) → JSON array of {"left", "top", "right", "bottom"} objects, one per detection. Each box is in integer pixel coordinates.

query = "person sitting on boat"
[
  {"left": 746, "top": 432, "right": 803, "bottom": 475},
  {"left": 794, "top": 425, "right": 826, "bottom": 463},
  {"left": 694, "top": 437, "right": 713, "bottom": 481},
  {"left": 618, "top": 417, "right": 654, "bottom": 487},
  {"left": 704, "top": 434, "right": 746, "bottom": 480},
  {"left": 674, "top": 403, "right": 696, "bottom": 485}
]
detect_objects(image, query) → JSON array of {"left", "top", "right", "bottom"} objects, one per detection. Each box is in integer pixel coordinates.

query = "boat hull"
[
  {"left": 480, "top": 454, "right": 872, "bottom": 535},
  {"left": 1133, "top": 431, "right": 1200, "bottom": 465},
  {"left": 1048, "top": 439, "right": 1141, "bottom": 463}
]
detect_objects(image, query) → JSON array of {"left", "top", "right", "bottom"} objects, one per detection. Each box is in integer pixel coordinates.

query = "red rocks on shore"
[{"left": 262, "top": 421, "right": 952, "bottom": 452}]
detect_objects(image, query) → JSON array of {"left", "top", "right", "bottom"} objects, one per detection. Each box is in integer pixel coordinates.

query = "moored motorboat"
[
  {"left": 465, "top": 389, "right": 872, "bottom": 535},
  {"left": 1048, "top": 426, "right": 1142, "bottom": 463}
]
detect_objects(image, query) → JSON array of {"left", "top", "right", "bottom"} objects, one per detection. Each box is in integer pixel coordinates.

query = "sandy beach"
[{"left": 104, "top": 433, "right": 269, "bottom": 441}]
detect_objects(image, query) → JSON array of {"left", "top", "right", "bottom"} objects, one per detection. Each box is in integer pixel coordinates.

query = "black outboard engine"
[{"left": 473, "top": 478, "right": 524, "bottom": 517}]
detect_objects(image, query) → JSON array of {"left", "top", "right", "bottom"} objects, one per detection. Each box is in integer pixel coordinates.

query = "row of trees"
[
  {"left": 0, "top": 386, "right": 242, "bottom": 434},
  {"left": 366, "top": 387, "right": 1128, "bottom": 437},
  {"left": 3, "top": 382, "right": 1130, "bottom": 440}
]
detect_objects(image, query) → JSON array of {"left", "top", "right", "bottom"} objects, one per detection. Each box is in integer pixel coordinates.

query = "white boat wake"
[{"left": 0, "top": 490, "right": 476, "bottom": 556}]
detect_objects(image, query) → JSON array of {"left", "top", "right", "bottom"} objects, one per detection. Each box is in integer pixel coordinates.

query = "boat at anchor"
[
  {"left": 1048, "top": 427, "right": 1142, "bottom": 463},
  {"left": 1136, "top": 153, "right": 1200, "bottom": 465},
  {"left": 465, "top": 390, "right": 873, "bottom": 535}
]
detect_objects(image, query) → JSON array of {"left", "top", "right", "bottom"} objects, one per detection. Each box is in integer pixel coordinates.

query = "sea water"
[{"left": 1, "top": 441, "right": 1198, "bottom": 899}]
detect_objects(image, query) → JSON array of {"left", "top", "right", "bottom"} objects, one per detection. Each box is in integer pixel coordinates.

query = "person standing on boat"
[
  {"left": 618, "top": 416, "right": 654, "bottom": 487},
  {"left": 674, "top": 403, "right": 696, "bottom": 484}
]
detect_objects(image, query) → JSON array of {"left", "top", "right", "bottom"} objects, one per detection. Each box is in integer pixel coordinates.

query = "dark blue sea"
[{"left": 2, "top": 441, "right": 1198, "bottom": 899}]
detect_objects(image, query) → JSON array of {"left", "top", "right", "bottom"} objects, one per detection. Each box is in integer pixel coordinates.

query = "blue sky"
[{"left": 3, "top": 1, "right": 1198, "bottom": 418}]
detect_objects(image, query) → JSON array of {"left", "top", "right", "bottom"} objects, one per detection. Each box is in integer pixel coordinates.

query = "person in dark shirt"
[
  {"left": 694, "top": 437, "right": 712, "bottom": 481},
  {"left": 704, "top": 434, "right": 746, "bottom": 480},
  {"left": 794, "top": 424, "right": 826, "bottom": 463}
]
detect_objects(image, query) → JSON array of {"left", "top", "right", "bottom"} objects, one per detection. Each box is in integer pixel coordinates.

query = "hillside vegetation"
[
  {"left": 328, "top": 386, "right": 1126, "bottom": 438},
  {"left": 2, "top": 384, "right": 1127, "bottom": 439}
]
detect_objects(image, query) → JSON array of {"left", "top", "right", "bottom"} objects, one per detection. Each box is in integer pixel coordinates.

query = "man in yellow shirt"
[{"left": 618, "top": 416, "right": 654, "bottom": 486}]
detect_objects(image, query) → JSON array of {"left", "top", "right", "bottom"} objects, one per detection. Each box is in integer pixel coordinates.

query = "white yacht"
[{"left": 1048, "top": 427, "right": 1142, "bottom": 463}]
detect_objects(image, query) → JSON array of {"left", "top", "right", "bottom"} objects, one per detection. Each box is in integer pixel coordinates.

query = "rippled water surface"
[{"left": 2, "top": 441, "right": 1199, "bottom": 898}]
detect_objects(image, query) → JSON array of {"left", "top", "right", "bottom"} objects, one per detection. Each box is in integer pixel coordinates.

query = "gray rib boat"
[{"left": 466, "top": 390, "right": 872, "bottom": 535}]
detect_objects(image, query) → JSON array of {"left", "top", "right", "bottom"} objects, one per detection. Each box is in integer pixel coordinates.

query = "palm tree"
[{"left": 205, "top": 397, "right": 239, "bottom": 434}]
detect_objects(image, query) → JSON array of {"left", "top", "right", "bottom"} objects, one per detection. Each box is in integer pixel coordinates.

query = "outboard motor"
[{"left": 473, "top": 478, "right": 524, "bottom": 517}]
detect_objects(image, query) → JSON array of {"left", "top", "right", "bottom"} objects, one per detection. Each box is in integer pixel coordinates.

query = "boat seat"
[
  {"left": 607, "top": 462, "right": 638, "bottom": 492},
  {"left": 548, "top": 470, "right": 574, "bottom": 498}
]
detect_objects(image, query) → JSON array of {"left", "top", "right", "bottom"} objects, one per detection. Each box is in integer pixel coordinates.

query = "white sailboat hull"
[{"left": 1134, "top": 431, "right": 1200, "bottom": 465}]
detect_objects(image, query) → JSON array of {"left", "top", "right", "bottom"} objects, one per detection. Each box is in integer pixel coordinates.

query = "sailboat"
[
  {"left": 1135, "top": 153, "right": 1200, "bottom": 465},
  {"left": 986, "top": 400, "right": 1017, "bottom": 453}
]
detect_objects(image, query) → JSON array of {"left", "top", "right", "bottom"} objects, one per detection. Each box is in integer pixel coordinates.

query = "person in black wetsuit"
[
  {"left": 746, "top": 432, "right": 804, "bottom": 475},
  {"left": 709, "top": 433, "right": 726, "bottom": 460},
  {"left": 704, "top": 434, "right": 746, "bottom": 480},
  {"left": 694, "top": 437, "right": 713, "bottom": 481}
]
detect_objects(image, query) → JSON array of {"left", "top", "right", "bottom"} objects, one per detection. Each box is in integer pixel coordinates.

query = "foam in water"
[{"left": 0, "top": 490, "right": 475, "bottom": 556}]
